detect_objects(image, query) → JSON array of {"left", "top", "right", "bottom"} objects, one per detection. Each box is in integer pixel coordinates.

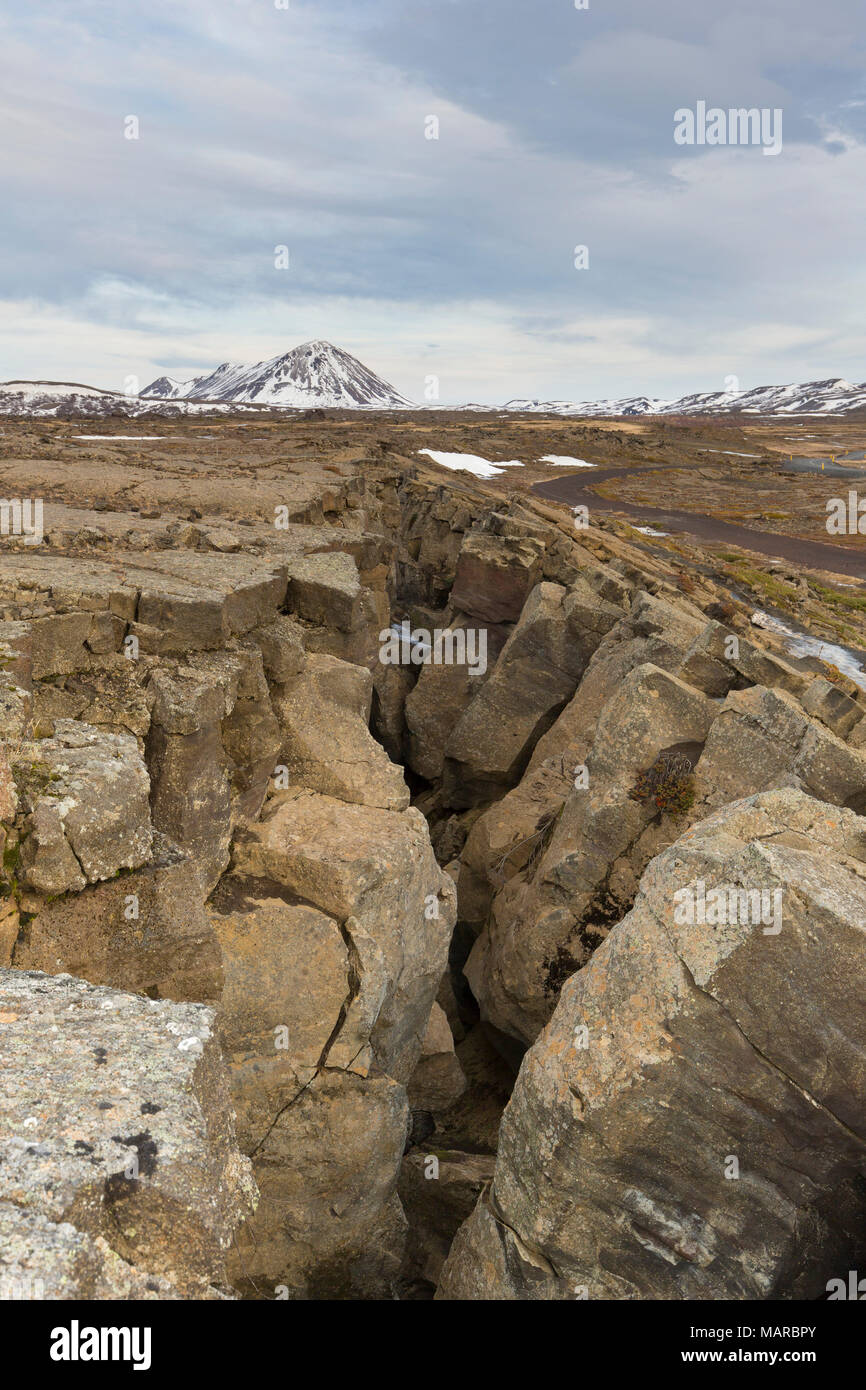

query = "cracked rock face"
[
  {"left": 457, "top": 589, "right": 866, "bottom": 1050},
  {"left": 15, "top": 721, "right": 152, "bottom": 895},
  {"left": 438, "top": 790, "right": 866, "bottom": 1300},
  {"left": 3, "top": 442, "right": 866, "bottom": 1304},
  {"left": 0, "top": 969, "right": 256, "bottom": 1298},
  {"left": 218, "top": 787, "right": 456, "bottom": 1297}
]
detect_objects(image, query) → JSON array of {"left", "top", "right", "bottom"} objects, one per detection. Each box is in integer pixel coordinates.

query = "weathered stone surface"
[
  {"left": 13, "top": 834, "right": 222, "bottom": 1003},
  {"left": 134, "top": 552, "right": 288, "bottom": 645},
  {"left": 526, "top": 621, "right": 686, "bottom": 774},
  {"left": 0, "top": 746, "right": 16, "bottom": 823},
  {"left": 399, "top": 1146, "right": 494, "bottom": 1292},
  {"left": 465, "top": 663, "right": 717, "bottom": 1042},
  {"left": 444, "top": 581, "right": 621, "bottom": 806},
  {"left": 0, "top": 620, "right": 32, "bottom": 741},
  {"left": 31, "top": 658, "right": 153, "bottom": 741},
  {"left": 217, "top": 648, "right": 282, "bottom": 821},
  {"left": 0, "top": 969, "right": 256, "bottom": 1297},
  {"left": 801, "top": 676, "right": 864, "bottom": 740},
  {"left": 629, "top": 589, "right": 706, "bottom": 650},
  {"left": 143, "top": 654, "right": 279, "bottom": 893},
  {"left": 404, "top": 619, "right": 500, "bottom": 782},
  {"left": 696, "top": 684, "right": 866, "bottom": 813},
  {"left": 230, "top": 1070, "right": 408, "bottom": 1300},
  {"left": 271, "top": 653, "right": 409, "bottom": 811},
  {"left": 407, "top": 1002, "right": 466, "bottom": 1112},
  {"left": 253, "top": 615, "right": 307, "bottom": 683},
  {"left": 0, "top": 1202, "right": 185, "bottom": 1300},
  {"left": 209, "top": 880, "right": 351, "bottom": 1109},
  {"left": 146, "top": 718, "right": 231, "bottom": 897},
  {"left": 286, "top": 552, "right": 364, "bottom": 632},
  {"left": 232, "top": 790, "right": 455, "bottom": 1083},
  {"left": 451, "top": 530, "right": 544, "bottom": 625},
  {"left": 456, "top": 755, "right": 575, "bottom": 931},
  {"left": 439, "top": 790, "right": 866, "bottom": 1301},
  {"left": 16, "top": 722, "right": 152, "bottom": 895},
  {"left": 218, "top": 788, "right": 455, "bottom": 1297}
]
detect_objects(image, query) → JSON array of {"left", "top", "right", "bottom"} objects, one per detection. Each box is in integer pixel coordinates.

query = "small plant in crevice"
[
  {"left": 630, "top": 751, "right": 696, "bottom": 817},
  {"left": 706, "top": 598, "right": 738, "bottom": 625},
  {"left": 491, "top": 802, "right": 564, "bottom": 887}
]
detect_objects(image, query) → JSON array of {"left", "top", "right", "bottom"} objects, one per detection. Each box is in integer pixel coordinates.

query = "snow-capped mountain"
[
  {"left": 143, "top": 340, "right": 412, "bottom": 408},
  {"left": 503, "top": 378, "right": 866, "bottom": 418},
  {"left": 504, "top": 395, "right": 670, "bottom": 417},
  {"left": 142, "top": 375, "right": 197, "bottom": 400},
  {"left": 5, "top": 361, "right": 866, "bottom": 419}
]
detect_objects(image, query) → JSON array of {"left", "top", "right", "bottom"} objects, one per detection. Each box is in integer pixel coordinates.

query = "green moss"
[
  {"left": 722, "top": 561, "right": 799, "bottom": 610},
  {"left": 813, "top": 583, "right": 866, "bottom": 613}
]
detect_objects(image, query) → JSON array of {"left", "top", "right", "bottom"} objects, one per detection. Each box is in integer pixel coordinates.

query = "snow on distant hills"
[
  {"left": 503, "top": 378, "right": 866, "bottom": 417},
  {"left": 0, "top": 381, "right": 241, "bottom": 419},
  {"left": 4, "top": 352, "right": 866, "bottom": 419},
  {"left": 143, "top": 340, "right": 411, "bottom": 409}
]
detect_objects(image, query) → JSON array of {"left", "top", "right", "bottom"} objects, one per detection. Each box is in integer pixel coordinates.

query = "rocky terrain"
[{"left": 0, "top": 412, "right": 865, "bottom": 1301}]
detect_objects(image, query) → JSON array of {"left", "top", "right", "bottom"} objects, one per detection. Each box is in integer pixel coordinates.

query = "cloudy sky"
[{"left": 1, "top": 0, "right": 864, "bottom": 403}]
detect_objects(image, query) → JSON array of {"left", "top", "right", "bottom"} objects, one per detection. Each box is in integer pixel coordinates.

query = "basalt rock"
[
  {"left": 15, "top": 721, "right": 152, "bottom": 896},
  {"left": 0, "top": 969, "right": 256, "bottom": 1298},
  {"left": 438, "top": 789, "right": 866, "bottom": 1301},
  {"left": 271, "top": 652, "right": 409, "bottom": 812},
  {"left": 2, "top": 442, "right": 866, "bottom": 1306},
  {"left": 13, "top": 832, "right": 222, "bottom": 1003},
  {"left": 443, "top": 580, "right": 622, "bottom": 807}
]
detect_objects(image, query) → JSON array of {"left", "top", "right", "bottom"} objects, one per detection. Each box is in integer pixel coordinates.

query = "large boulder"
[
  {"left": 215, "top": 788, "right": 456, "bottom": 1297},
  {"left": 695, "top": 684, "right": 866, "bottom": 814},
  {"left": 464, "top": 664, "right": 717, "bottom": 1042},
  {"left": 231, "top": 1069, "right": 409, "bottom": 1301},
  {"left": 443, "top": 581, "right": 622, "bottom": 807},
  {"left": 271, "top": 653, "right": 409, "bottom": 812},
  {"left": 0, "top": 969, "right": 256, "bottom": 1298},
  {"left": 450, "top": 529, "right": 545, "bottom": 625},
  {"left": 439, "top": 790, "right": 866, "bottom": 1300},
  {"left": 15, "top": 722, "right": 152, "bottom": 896},
  {"left": 231, "top": 790, "right": 454, "bottom": 1083}
]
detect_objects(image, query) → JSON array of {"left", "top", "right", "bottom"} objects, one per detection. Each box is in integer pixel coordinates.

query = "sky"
[{"left": 0, "top": 0, "right": 864, "bottom": 404}]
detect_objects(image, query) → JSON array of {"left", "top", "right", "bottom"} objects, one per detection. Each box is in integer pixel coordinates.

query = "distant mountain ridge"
[
  {"left": 3, "top": 350, "right": 866, "bottom": 418},
  {"left": 0, "top": 381, "right": 245, "bottom": 419},
  {"left": 143, "top": 340, "right": 411, "bottom": 408},
  {"left": 504, "top": 377, "right": 866, "bottom": 417}
]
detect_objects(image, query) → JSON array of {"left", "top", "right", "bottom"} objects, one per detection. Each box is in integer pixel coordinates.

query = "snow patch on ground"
[
  {"left": 538, "top": 455, "right": 596, "bottom": 468},
  {"left": 751, "top": 609, "right": 866, "bottom": 689},
  {"left": 418, "top": 449, "right": 523, "bottom": 478},
  {"left": 696, "top": 449, "right": 761, "bottom": 458}
]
